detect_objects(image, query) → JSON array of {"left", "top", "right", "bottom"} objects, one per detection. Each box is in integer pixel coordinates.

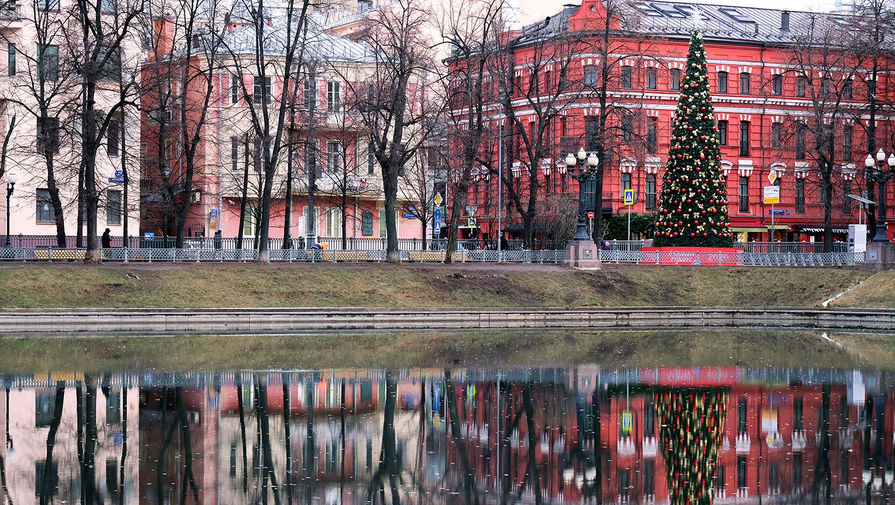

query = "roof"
[
  {"left": 222, "top": 16, "right": 374, "bottom": 62},
  {"left": 520, "top": 0, "right": 895, "bottom": 47}
]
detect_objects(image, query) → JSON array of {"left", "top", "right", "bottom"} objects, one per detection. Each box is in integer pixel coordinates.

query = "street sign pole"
[
  {"left": 628, "top": 204, "right": 631, "bottom": 241},
  {"left": 497, "top": 121, "right": 503, "bottom": 261}
]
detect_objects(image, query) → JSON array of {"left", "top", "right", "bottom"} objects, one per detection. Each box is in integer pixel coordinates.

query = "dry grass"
[
  {"left": 0, "top": 329, "right": 887, "bottom": 373},
  {"left": 0, "top": 263, "right": 878, "bottom": 309},
  {"left": 831, "top": 270, "right": 895, "bottom": 308}
]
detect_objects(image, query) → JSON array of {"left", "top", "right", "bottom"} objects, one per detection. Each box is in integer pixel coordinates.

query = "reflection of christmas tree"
[
  {"left": 654, "top": 30, "right": 733, "bottom": 247},
  {"left": 656, "top": 389, "right": 729, "bottom": 505}
]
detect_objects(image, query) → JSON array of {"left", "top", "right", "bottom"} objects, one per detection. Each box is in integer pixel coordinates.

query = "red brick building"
[{"left": 455, "top": 0, "right": 895, "bottom": 244}]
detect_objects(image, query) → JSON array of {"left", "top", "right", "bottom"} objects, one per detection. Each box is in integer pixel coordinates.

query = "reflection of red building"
[{"left": 447, "top": 368, "right": 895, "bottom": 505}]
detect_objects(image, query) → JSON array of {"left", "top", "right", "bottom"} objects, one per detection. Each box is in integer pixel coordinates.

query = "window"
[
  {"left": 793, "top": 453, "right": 803, "bottom": 488},
  {"left": 768, "top": 463, "right": 779, "bottom": 491},
  {"left": 107, "top": 116, "right": 120, "bottom": 156},
  {"left": 361, "top": 211, "right": 373, "bottom": 236},
  {"left": 253, "top": 75, "right": 271, "bottom": 104},
  {"left": 230, "top": 75, "right": 239, "bottom": 105},
  {"left": 106, "top": 189, "right": 121, "bottom": 224},
  {"left": 646, "top": 174, "right": 657, "bottom": 210},
  {"left": 670, "top": 68, "right": 681, "bottom": 91},
  {"left": 230, "top": 137, "right": 239, "bottom": 171},
  {"left": 841, "top": 451, "right": 849, "bottom": 483},
  {"left": 644, "top": 402, "right": 655, "bottom": 437},
  {"left": 795, "top": 178, "right": 805, "bottom": 213},
  {"left": 242, "top": 211, "right": 255, "bottom": 236},
  {"left": 737, "top": 455, "right": 747, "bottom": 489},
  {"left": 621, "top": 173, "right": 631, "bottom": 193},
  {"left": 841, "top": 395, "right": 849, "bottom": 425},
  {"left": 772, "top": 74, "right": 782, "bottom": 95},
  {"left": 585, "top": 116, "right": 598, "bottom": 151},
  {"left": 717, "top": 71, "right": 728, "bottom": 93},
  {"left": 379, "top": 209, "right": 386, "bottom": 238},
  {"left": 796, "top": 76, "right": 807, "bottom": 97},
  {"left": 820, "top": 76, "right": 831, "bottom": 97},
  {"left": 843, "top": 125, "right": 852, "bottom": 157},
  {"left": 38, "top": 44, "right": 58, "bottom": 81},
  {"left": 646, "top": 67, "right": 657, "bottom": 90},
  {"left": 618, "top": 469, "right": 629, "bottom": 499},
  {"left": 326, "top": 140, "right": 342, "bottom": 173},
  {"left": 842, "top": 179, "right": 852, "bottom": 215},
  {"left": 739, "top": 121, "right": 750, "bottom": 156},
  {"left": 716, "top": 120, "right": 728, "bottom": 146},
  {"left": 105, "top": 389, "right": 121, "bottom": 424},
  {"left": 843, "top": 79, "right": 853, "bottom": 100},
  {"left": 646, "top": 117, "right": 657, "bottom": 154},
  {"left": 325, "top": 207, "right": 342, "bottom": 237},
  {"left": 620, "top": 65, "right": 632, "bottom": 89},
  {"left": 584, "top": 65, "right": 597, "bottom": 87},
  {"left": 327, "top": 81, "right": 341, "bottom": 112},
  {"left": 40, "top": 0, "right": 58, "bottom": 10},
  {"left": 98, "top": 46, "right": 120, "bottom": 81},
  {"left": 37, "top": 117, "right": 59, "bottom": 154},
  {"left": 35, "top": 389, "right": 55, "bottom": 427},
  {"left": 739, "top": 72, "right": 750, "bottom": 94},
  {"left": 739, "top": 177, "right": 749, "bottom": 213},
  {"left": 7, "top": 43, "right": 14, "bottom": 77},
  {"left": 771, "top": 122, "right": 782, "bottom": 149},
  {"left": 716, "top": 464, "right": 725, "bottom": 495},
  {"left": 819, "top": 181, "right": 829, "bottom": 204},
  {"left": 304, "top": 79, "right": 317, "bottom": 110},
  {"left": 105, "top": 459, "right": 118, "bottom": 495},
  {"left": 621, "top": 114, "right": 633, "bottom": 142},
  {"left": 796, "top": 124, "right": 806, "bottom": 160},
  {"left": 367, "top": 142, "right": 375, "bottom": 175},
  {"left": 644, "top": 460, "right": 655, "bottom": 496}
]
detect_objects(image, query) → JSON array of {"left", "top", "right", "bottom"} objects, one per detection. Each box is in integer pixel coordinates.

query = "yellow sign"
[
  {"left": 763, "top": 185, "right": 780, "bottom": 204},
  {"left": 467, "top": 217, "right": 477, "bottom": 228},
  {"left": 768, "top": 171, "right": 778, "bottom": 185},
  {"left": 624, "top": 189, "right": 635, "bottom": 206},
  {"left": 434, "top": 193, "right": 443, "bottom": 206}
]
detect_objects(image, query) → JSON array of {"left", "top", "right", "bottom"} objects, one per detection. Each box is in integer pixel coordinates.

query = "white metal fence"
[{"left": 0, "top": 244, "right": 864, "bottom": 266}]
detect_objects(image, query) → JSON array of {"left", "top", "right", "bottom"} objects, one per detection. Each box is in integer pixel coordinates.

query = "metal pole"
[
  {"left": 627, "top": 203, "right": 631, "bottom": 241},
  {"left": 771, "top": 203, "right": 775, "bottom": 243},
  {"left": 497, "top": 121, "right": 502, "bottom": 260},
  {"left": 5, "top": 183, "right": 11, "bottom": 247}
]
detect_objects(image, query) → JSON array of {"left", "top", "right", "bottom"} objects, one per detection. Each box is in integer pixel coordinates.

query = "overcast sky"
[{"left": 515, "top": 0, "right": 842, "bottom": 24}]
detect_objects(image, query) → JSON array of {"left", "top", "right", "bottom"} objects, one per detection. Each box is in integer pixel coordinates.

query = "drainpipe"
[{"left": 218, "top": 68, "right": 224, "bottom": 234}]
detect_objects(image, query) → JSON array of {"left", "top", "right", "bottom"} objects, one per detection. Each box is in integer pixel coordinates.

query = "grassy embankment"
[
  {"left": 0, "top": 263, "right": 887, "bottom": 308},
  {"left": 0, "top": 329, "right": 891, "bottom": 372}
]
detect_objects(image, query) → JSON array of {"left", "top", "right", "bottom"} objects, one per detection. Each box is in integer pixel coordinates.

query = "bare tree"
[
  {"left": 222, "top": 0, "right": 312, "bottom": 261},
  {"left": 350, "top": 0, "right": 433, "bottom": 263},
  {"left": 441, "top": 0, "right": 504, "bottom": 261},
  {"left": 70, "top": 0, "right": 144, "bottom": 262},
  {"left": 785, "top": 13, "right": 865, "bottom": 251}
]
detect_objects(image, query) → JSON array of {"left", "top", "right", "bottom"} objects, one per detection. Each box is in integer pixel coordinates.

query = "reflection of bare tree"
[
  {"left": 175, "top": 388, "right": 201, "bottom": 504},
  {"left": 80, "top": 381, "right": 97, "bottom": 505},
  {"left": 0, "top": 388, "right": 11, "bottom": 505},
  {"left": 368, "top": 372, "right": 399, "bottom": 505},
  {"left": 521, "top": 383, "right": 542, "bottom": 505},
  {"left": 812, "top": 384, "right": 832, "bottom": 505},
  {"left": 38, "top": 382, "right": 64, "bottom": 505},
  {"left": 236, "top": 374, "right": 249, "bottom": 493},
  {"left": 445, "top": 370, "right": 480, "bottom": 505},
  {"left": 414, "top": 379, "right": 427, "bottom": 502},
  {"left": 304, "top": 376, "right": 316, "bottom": 503},
  {"left": 591, "top": 385, "right": 603, "bottom": 505},
  {"left": 118, "top": 388, "right": 127, "bottom": 505},
  {"left": 255, "top": 380, "right": 282, "bottom": 505}
]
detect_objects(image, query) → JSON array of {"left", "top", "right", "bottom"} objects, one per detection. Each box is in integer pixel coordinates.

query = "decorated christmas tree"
[
  {"left": 654, "top": 31, "right": 733, "bottom": 247},
  {"left": 656, "top": 389, "right": 729, "bottom": 505}
]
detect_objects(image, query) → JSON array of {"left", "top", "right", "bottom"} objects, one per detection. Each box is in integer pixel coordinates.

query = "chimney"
[
  {"left": 780, "top": 11, "right": 790, "bottom": 32},
  {"left": 153, "top": 18, "right": 174, "bottom": 59}
]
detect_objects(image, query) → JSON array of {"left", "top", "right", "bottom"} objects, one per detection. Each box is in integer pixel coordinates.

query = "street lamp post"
[
  {"left": 864, "top": 148, "right": 895, "bottom": 242},
  {"left": 564, "top": 147, "right": 600, "bottom": 241},
  {"left": 563, "top": 148, "right": 601, "bottom": 270},
  {"left": 5, "top": 170, "right": 16, "bottom": 247}
]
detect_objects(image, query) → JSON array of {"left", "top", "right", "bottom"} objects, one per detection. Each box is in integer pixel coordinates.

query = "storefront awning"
[
  {"left": 766, "top": 225, "right": 790, "bottom": 230},
  {"left": 730, "top": 227, "right": 766, "bottom": 233},
  {"left": 798, "top": 227, "right": 849, "bottom": 233}
]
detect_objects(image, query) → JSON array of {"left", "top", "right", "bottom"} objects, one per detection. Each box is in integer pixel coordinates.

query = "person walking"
[
  {"left": 213, "top": 230, "right": 223, "bottom": 260},
  {"left": 101, "top": 228, "right": 112, "bottom": 248}
]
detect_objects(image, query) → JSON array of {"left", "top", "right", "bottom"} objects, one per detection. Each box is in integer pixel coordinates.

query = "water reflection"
[{"left": 0, "top": 368, "right": 893, "bottom": 504}]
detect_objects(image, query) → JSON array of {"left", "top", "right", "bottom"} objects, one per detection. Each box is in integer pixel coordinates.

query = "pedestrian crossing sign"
[{"left": 624, "top": 189, "right": 635, "bottom": 205}]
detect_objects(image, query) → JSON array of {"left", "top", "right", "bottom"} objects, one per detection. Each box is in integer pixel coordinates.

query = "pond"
[{"left": 2, "top": 366, "right": 894, "bottom": 504}]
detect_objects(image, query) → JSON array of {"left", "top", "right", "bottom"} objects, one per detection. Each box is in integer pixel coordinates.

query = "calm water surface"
[{"left": 2, "top": 367, "right": 894, "bottom": 504}]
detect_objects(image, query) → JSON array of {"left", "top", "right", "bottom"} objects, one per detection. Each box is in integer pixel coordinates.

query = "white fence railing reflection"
[{"left": 0, "top": 246, "right": 863, "bottom": 266}]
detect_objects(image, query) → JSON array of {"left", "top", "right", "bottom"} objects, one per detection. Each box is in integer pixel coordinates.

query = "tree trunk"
[
  {"left": 382, "top": 165, "right": 400, "bottom": 263},
  {"left": 237, "top": 135, "right": 250, "bottom": 250},
  {"left": 445, "top": 181, "right": 468, "bottom": 263},
  {"left": 283, "top": 135, "right": 293, "bottom": 249}
]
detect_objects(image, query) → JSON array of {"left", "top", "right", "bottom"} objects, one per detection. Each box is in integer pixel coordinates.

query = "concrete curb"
[{"left": 0, "top": 307, "right": 893, "bottom": 336}]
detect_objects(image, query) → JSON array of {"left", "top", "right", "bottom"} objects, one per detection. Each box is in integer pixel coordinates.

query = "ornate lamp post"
[
  {"left": 563, "top": 148, "right": 601, "bottom": 269},
  {"left": 5, "top": 170, "right": 15, "bottom": 247},
  {"left": 864, "top": 148, "right": 895, "bottom": 242},
  {"left": 564, "top": 147, "right": 600, "bottom": 241}
]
